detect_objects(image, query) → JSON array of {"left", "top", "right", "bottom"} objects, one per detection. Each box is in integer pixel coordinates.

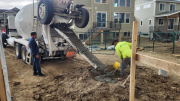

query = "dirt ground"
[{"left": 2, "top": 45, "right": 180, "bottom": 101}]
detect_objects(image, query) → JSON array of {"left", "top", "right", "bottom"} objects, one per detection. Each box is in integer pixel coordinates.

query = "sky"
[{"left": 0, "top": 0, "right": 36, "bottom": 9}]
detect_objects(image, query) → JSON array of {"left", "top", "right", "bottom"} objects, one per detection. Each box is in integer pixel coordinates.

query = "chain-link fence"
[
  {"left": 77, "top": 31, "right": 180, "bottom": 55},
  {"left": 77, "top": 31, "right": 132, "bottom": 55},
  {"left": 138, "top": 32, "right": 179, "bottom": 54}
]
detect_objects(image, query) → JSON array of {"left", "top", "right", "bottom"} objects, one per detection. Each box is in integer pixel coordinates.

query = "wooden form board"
[
  {"left": 136, "top": 53, "right": 180, "bottom": 76},
  {"left": 129, "top": 21, "right": 138, "bottom": 101},
  {"left": 0, "top": 35, "right": 11, "bottom": 101},
  {"left": 0, "top": 63, "right": 7, "bottom": 101}
]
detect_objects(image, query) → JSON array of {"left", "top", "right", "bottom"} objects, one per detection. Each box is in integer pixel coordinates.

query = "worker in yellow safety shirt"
[{"left": 112, "top": 40, "right": 131, "bottom": 79}]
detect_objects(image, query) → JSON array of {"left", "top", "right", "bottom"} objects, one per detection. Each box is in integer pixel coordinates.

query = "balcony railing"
[
  {"left": 92, "top": 21, "right": 121, "bottom": 30},
  {"left": 150, "top": 25, "right": 180, "bottom": 32}
]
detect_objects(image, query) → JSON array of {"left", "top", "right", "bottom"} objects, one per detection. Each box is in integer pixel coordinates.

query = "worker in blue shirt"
[{"left": 29, "top": 32, "right": 45, "bottom": 76}]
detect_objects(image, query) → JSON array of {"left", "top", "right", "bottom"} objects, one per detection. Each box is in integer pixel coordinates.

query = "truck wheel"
[
  {"left": 21, "top": 46, "right": 26, "bottom": 63},
  {"left": 1, "top": 33, "right": 8, "bottom": 48},
  {"left": 75, "top": 8, "right": 89, "bottom": 28},
  {"left": 38, "top": 0, "right": 54, "bottom": 24},
  {"left": 15, "top": 43, "right": 22, "bottom": 59}
]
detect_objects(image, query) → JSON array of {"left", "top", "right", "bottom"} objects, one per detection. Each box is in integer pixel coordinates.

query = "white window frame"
[
  {"left": 114, "top": 0, "right": 131, "bottom": 7},
  {"left": 169, "top": 3, "right": 176, "bottom": 11},
  {"left": 95, "top": 0, "right": 108, "bottom": 4},
  {"left": 159, "top": 3, "right": 166, "bottom": 11},
  {"left": 114, "top": 12, "right": 130, "bottom": 24},
  {"left": 140, "top": 20, "right": 143, "bottom": 26},
  {"left": 96, "top": 11, "right": 107, "bottom": 28},
  {"left": 149, "top": 19, "right": 152, "bottom": 26},
  {"left": 158, "top": 18, "right": 164, "bottom": 26}
]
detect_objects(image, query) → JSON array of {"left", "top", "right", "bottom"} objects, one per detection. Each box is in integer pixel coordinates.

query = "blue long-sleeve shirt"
[{"left": 29, "top": 38, "right": 39, "bottom": 57}]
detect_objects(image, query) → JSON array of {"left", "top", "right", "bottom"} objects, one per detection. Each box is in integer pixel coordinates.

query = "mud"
[
  {"left": 32, "top": 65, "right": 180, "bottom": 101},
  {"left": 95, "top": 71, "right": 117, "bottom": 84},
  {"left": 62, "top": 29, "right": 106, "bottom": 72}
]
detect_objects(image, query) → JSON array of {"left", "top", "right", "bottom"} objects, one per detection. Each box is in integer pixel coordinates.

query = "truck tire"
[
  {"left": 38, "top": 0, "right": 54, "bottom": 24},
  {"left": 75, "top": 8, "right": 89, "bottom": 28},
  {"left": 15, "top": 43, "right": 22, "bottom": 59},
  {"left": 1, "top": 33, "right": 8, "bottom": 48},
  {"left": 21, "top": 46, "right": 26, "bottom": 63}
]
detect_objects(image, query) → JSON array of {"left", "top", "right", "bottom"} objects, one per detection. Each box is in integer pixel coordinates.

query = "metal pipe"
[{"left": 172, "top": 32, "right": 176, "bottom": 54}]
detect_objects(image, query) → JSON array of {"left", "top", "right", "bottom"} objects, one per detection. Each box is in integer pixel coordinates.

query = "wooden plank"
[
  {"left": 169, "top": 15, "right": 179, "bottom": 18},
  {"left": 130, "top": 21, "right": 138, "bottom": 101},
  {"left": 0, "top": 63, "right": 7, "bottom": 101},
  {"left": 118, "top": 30, "right": 121, "bottom": 42},
  {"left": 172, "top": 54, "right": 180, "bottom": 57},
  {"left": 136, "top": 53, "right": 180, "bottom": 76},
  {"left": 166, "top": 16, "right": 169, "bottom": 31},
  {"left": 0, "top": 35, "right": 11, "bottom": 101}
]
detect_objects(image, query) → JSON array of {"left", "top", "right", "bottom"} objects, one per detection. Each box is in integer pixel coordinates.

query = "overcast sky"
[{"left": 0, "top": 0, "right": 35, "bottom": 9}]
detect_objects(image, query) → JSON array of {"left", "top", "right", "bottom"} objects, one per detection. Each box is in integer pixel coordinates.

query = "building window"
[
  {"left": 95, "top": 0, "right": 101, "bottom": 3},
  {"left": 79, "top": 34, "right": 88, "bottom": 41},
  {"left": 127, "top": 0, "right": 130, "bottom": 7},
  {"left": 119, "top": 13, "right": 125, "bottom": 23},
  {"left": 126, "top": 13, "right": 130, "bottom": 23},
  {"left": 149, "top": 19, "right": 152, "bottom": 26},
  {"left": 97, "top": 12, "right": 107, "bottom": 27},
  {"left": 114, "top": 12, "right": 130, "bottom": 24},
  {"left": 170, "top": 4, "right": 176, "bottom": 11},
  {"left": 124, "top": 32, "right": 130, "bottom": 37},
  {"left": 160, "top": 3, "right": 165, "bottom": 11},
  {"left": 114, "top": 0, "right": 119, "bottom": 7},
  {"left": 140, "top": 20, "right": 143, "bottom": 26},
  {"left": 95, "top": 0, "right": 108, "bottom": 3},
  {"left": 113, "top": 32, "right": 119, "bottom": 39},
  {"left": 158, "top": 18, "right": 164, "bottom": 25},
  {"left": 0, "top": 15, "right": 3, "bottom": 19},
  {"left": 120, "top": 0, "right": 125, "bottom": 7},
  {"left": 114, "top": 0, "right": 131, "bottom": 7}
]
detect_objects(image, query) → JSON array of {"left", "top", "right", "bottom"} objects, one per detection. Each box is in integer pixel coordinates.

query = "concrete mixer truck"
[{"left": 1, "top": 0, "right": 106, "bottom": 72}]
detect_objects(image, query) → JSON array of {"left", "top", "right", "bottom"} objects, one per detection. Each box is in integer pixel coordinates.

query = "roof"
[
  {"left": 0, "top": 9, "right": 8, "bottom": 13},
  {"left": 154, "top": 10, "right": 180, "bottom": 17},
  {"left": 0, "top": 7, "right": 20, "bottom": 14},
  {"left": 156, "top": 0, "right": 180, "bottom": 3}
]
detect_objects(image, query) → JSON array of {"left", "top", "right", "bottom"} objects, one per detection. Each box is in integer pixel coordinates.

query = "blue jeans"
[{"left": 32, "top": 56, "right": 41, "bottom": 75}]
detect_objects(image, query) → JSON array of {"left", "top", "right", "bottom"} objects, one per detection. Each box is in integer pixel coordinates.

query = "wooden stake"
[
  {"left": 0, "top": 62, "right": 7, "bottom": 101},
  {"left": 130, "top": 21, "right": 138, "bottom": 101}
]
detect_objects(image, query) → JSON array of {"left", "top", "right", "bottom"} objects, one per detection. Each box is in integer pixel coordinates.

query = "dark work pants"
[
  {"left": 32, "top": 56, "right": 42, "bottom": 75},
  {"left": 120, "top": 58, "right": 131, "bottom": 76}
]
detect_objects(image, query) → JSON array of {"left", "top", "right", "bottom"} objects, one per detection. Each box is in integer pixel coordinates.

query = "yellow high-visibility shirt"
[{"left": 115, "top": 41, "right": 132, "bottom": 60}]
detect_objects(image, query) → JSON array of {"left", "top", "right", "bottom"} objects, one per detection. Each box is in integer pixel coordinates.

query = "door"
[
  {"left": 97, "top": 12, "right": 107, "bottom": 28},
  {"left": 168, "top": 19, "right": 174, "bottom": 30}
]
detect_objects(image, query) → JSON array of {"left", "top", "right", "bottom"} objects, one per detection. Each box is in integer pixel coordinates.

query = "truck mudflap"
[{"left": 54, "top": 28, "right": 106, "bottom": 72}]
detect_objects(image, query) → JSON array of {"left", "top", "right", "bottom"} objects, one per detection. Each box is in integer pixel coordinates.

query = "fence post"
[
  {"left": 138, "top": 32, "right": 141, "bottom": 48},
  {"left": 172, "top": 32, "right": 176, "bottom": 54},
  {"left": 153, "top": 33, "right": 155, "bottom": 51}
]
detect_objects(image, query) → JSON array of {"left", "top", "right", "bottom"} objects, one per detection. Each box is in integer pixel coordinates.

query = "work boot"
[
  {"left": 33, "top": 72, "right": 38, "bottom": 76},
  {"left": 38, "top": 73, "right": 45, "bottom": 76}
]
